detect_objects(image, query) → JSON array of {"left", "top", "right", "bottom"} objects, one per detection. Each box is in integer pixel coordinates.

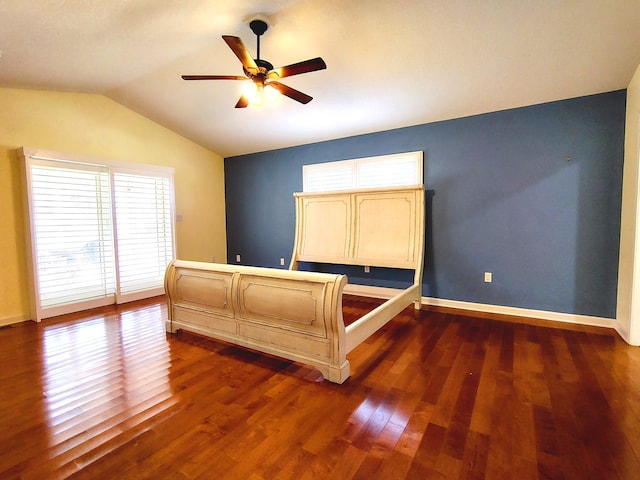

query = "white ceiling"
[{"left": 1, "top": 0, "right": 639, "bottom": 157}]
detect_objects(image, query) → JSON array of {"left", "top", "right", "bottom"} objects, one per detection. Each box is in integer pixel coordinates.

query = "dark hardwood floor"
[{"left": 1, "top": 295, "right": 639, "bottom": 479}]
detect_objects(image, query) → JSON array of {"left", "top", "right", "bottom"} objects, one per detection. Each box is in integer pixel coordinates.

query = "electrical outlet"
[
  {"left": 280, "top": 258, "right": 285, "bottom": 266},
  {"left": 484, "top": 272, "right": 492, "bottom": 283},
  {"left": 236, "top": 254, "right": 241, "bottom": 262},
  {"left": 364, "top": 266, "right": 370, "bottom": 273},
  {"left": 211, "top": 256, "right": 215, "bottom": 263}
]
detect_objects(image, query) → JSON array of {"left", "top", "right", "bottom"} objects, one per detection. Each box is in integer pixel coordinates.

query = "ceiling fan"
[{"left": 182, "top": 18, "right": 327, "bottom": 108}]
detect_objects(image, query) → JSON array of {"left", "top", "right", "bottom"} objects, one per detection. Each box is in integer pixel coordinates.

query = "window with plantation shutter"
[
  {"left": 302, "top": 151, "right": 423, "bottom": 192},
  {"left": 30, "top": 162, "right": 116, "bottom": 310},
  {"left": 113, "top": 172, "right": 174, "bottom": 300},
  {"left": 20, "top": 148, "right": 175, "bottom": 321}
]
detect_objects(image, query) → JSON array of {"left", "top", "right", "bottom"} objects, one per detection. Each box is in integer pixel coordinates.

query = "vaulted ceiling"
[{"left": 1, "top": 0, "right": 639, "bottom": 157}]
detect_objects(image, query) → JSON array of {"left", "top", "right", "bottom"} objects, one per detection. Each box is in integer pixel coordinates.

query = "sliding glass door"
[{"left": 21, "top": 148, "right": 175, "bottom": 321}]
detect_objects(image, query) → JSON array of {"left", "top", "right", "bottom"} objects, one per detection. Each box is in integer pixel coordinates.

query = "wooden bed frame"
[{"left": 165, "top": 185, "right": 424, "bottom": 383}]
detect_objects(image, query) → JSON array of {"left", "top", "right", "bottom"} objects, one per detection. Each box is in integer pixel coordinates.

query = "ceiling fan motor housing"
[{"left": 243, "top": 59, "right": 275, "bottom": 84}]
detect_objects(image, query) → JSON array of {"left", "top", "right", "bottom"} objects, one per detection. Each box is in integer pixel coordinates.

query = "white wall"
[{"left": 617, "top": 64, "right": 640, "bottom": 345}]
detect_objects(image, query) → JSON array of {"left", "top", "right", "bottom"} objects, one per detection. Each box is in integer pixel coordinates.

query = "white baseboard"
[
  {"left": 344, "top": 284, "right": 617, "bottom": 330},
  {"left": 0, "top": 314, "right": 30, "bottom": 327},
  {"left": 423, "top": 296, "right": 617, "bottom": 329},
  {"left": 613, "top": 322, "right": 640, "bottom": 346}
]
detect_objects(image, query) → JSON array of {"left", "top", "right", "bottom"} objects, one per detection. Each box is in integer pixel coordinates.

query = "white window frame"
[
  {"left": 19, "top": 147, "right": 176, "bottom": 321},
  {"left": 302, "top": 151, "right": 423, "bottom": 192}
]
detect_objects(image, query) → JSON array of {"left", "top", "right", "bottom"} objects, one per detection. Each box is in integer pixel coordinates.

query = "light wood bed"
[{"left": 165, "top": 185, "right": 424, "bottom": 383}]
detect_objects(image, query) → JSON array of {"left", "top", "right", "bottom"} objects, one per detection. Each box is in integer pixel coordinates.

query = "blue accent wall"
[{"left": 225, "top": 90, "right": 626, "bottom": 318}]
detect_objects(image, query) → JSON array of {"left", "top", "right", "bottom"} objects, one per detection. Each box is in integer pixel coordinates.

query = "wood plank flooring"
[{"left": 1, "top": 295, "right": 639, "bottom": 479}]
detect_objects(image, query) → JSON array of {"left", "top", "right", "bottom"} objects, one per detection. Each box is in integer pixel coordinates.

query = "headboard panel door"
[
  {"left": 297, "top": 193, "right": 351, "bottom": 263},
  {"left": 352, "top": 189, "right": 419, "bottom": 268}
]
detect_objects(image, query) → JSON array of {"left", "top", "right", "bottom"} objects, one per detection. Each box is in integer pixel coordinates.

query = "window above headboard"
[{"left": 303, "top": 151, "right": 423, "bottom": 193}]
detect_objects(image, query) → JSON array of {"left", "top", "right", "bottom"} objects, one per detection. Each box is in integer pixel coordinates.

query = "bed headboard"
[{"left": 290, "top": 185, "right": 425, "bottom": 286}]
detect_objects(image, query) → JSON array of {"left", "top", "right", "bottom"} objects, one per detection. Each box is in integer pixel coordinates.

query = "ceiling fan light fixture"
[
  {"left": 242, "top": 81, "right": 280, "bottom": 107},
  {"left": 263, "top": 84, "right": 280, "bottom": 103}
]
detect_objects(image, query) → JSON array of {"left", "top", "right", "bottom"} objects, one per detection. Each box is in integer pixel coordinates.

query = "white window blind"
[
  {"left": 303, "top": 151, "right": 423, "bottom": 192},
  {"left": 113, "top": 172, "right": 174, "bottom": 297},
  {"left": 21, "top": 148, "right": 175, "bottom": 321},
  {"left": 303, "top": 163, "right": 354, "bottom": 193},
  {"left": 30, "top": 163, "right": 115, "bottom": 308}
]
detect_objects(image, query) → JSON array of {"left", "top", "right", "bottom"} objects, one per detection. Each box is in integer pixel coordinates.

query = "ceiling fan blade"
[
  {"left": 268, "top": 57, "right": 326, "bottom": 79},
  {"left": 268, "top": 81, "right": 313, "bottom": 104},
  {"left": 182, "top": 75, "right": 247, "bottom": 80},
  {"left": 222, "top": 35, "right": 259, "bottom": 75},
  {"left": 235, "top": 96, "right": 249, "bottom": 108}
]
